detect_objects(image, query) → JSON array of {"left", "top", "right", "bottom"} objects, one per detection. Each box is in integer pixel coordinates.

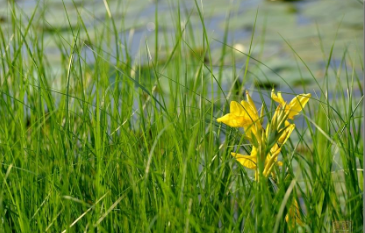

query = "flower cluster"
[
  {"left": 217, "top": 90, "right": 311, "bottom": 180},
  {"left": 217, "top": 90, "right": 310, "bottom": 228}
]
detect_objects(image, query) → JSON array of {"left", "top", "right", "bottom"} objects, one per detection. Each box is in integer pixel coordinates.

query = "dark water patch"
[
  {"left": 292, "top": 78, "right": 312, "bottom": 87},
  {"left": 254, "top": 81, "right": 279, "bottom": 90},
  {"left": 0, "top": 16, "right": 6, "bottom": 23},
  {"left": 40, "top": 25, "right": 79, "bottom": 33},
  {"left": 286, "top": 4, "right": 298, "bottom": 13}
]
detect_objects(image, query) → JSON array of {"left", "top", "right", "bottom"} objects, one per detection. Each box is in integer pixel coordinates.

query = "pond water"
[{"left": 0, "top": 0, "right": 363, "bottom": 96}]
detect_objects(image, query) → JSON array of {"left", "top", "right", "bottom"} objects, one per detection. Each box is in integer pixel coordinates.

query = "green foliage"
[{"left": 0, "top": 0, "right": 362, "bottom": 232}]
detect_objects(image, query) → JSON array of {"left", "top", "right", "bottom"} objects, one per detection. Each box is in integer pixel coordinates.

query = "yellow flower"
[
  {"left": 271, "top": 90, "right": 311, "bottom": 120},
  {"left": 263, "top": 123, "right": 294, "bottom": 175},
  {"left": 231, "top": 147, "right": 258, "bottom": 169},
  {"left": 217, "top": 101, "right": 252, "bottom": 127},
  {"left": 232, "top": 122, "right": 295, "bottom": 178},
  {"left": 217, "top": 91, "right": 262, "bottom": 138},
  {"left": 262, "top": 146, "right": 282, "bottom": 177},
  {"left": 220, "top": 90, "right": 308, "bottom": 180},
  {"left": 231, "top": 146, "right": 282, "bottom": 178}
]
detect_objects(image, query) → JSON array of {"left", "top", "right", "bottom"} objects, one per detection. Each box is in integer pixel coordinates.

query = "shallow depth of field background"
[{"left": 0, "top": 0, "right": 363, "bottom": 232}]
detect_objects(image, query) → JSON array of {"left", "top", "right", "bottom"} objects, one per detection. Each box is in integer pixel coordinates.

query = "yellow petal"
[
  {"left": 230, "top": 101, "right": 245, "bottom": 116},
  {"left": 270, "top": 145, "right": 281, "bottom": 158},
  {"left": 231, "top": 147, "right": 258, "bottom": 169},
  {"left": 217, "top": 102, "right": 245, "bottom": 127},
  {"left": 271, "top": 90, "right": 286, "bottom": 106},
  {"left": 246, "top": 91, "right": 259, "bottom": 118},
  {"left": 217, "top": 113, "right": 244, "bottom": 127},
  {"left": 263, "top": 146, "right": 282, "bottom": 177},
  {"left": 240, "top": 95, "right": 261, "bottom": 139},
  {"left": 217, "top": 101, "right": 257, "bottom": 128},
  {"left": 240, "top": 101, "right": 258, "bottom": 123},
  {"left": 287, "top": 93, "right": 311, "bottom": 119},
  {"left": 278, "top": 124, "right": 295, "bottom": 145},
  {"left": 271, "top": 91, "right": 311, "bottom": 120},
  {"left": 243, "top": 126, "right": 259, "bottom": 142}
]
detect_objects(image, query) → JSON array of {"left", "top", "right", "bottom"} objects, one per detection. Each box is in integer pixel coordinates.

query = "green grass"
[{"left": 0, "top": 0, "right": 363, "bottom": 232}]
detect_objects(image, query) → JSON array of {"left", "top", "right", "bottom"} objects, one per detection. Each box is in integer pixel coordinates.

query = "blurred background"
[{"left": 0, "top": 0, "right": 362, "bottom": 93}]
